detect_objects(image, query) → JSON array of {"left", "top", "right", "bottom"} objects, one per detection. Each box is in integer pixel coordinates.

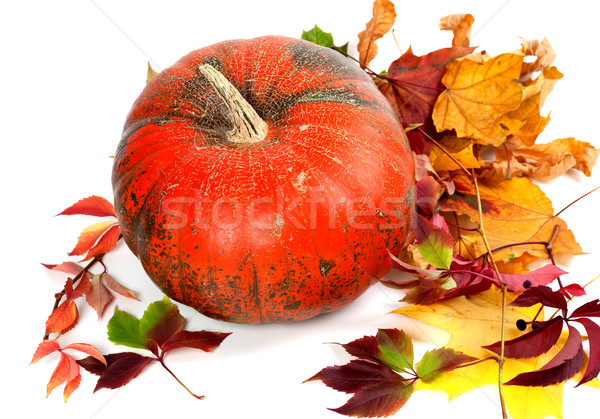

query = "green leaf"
[
  {"left": 107, "top": 308, "right": 154, "bottom": 350},
  {"left": 416, "top": 348, "right": 477, "bottom": 384},
  {"left": 376, "top": 329, "right": 414, "bottom": 373},
  {"left": 415, "top": 214, "right": 453, "bottom": 270},
  {"left": 139, "top": 295, "right": 185, "bottom": 347},
  {"left": 301, "top": 25, "right": 334, "bottom": 48}
]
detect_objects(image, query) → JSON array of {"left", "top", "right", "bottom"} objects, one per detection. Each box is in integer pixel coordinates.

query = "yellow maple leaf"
[
  {"left": 439, "top": 177, "right": 582, "bottom": 261},
  {"left": 394, "top": 289, "right": 566, "bottom": 419},
  {"left": 357, "top": 0, "right": 396, "bottom": 68},
  {"left": 432, "top": 52, "right": 525, "bottom": 146},
  {"left": 429, "top": 136, "right": 481, "bottom": 172}
]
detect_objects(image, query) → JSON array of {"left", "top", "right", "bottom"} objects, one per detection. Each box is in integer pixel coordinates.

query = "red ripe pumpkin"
[{"left": 112, "top": 36, "right": 414, "bottom": 323}]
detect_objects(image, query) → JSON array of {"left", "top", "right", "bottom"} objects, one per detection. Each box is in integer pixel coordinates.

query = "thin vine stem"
[
  {"left": 158, "top": 355, "right": 205, "bottom": 400},
  {"left": 472, "top": 175, "right": 508, "bottom": 419}
]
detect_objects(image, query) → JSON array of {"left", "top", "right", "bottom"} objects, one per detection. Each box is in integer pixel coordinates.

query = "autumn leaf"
[
  {"left": 68, "top": 221, "right": 119, "bottom": 258},
  {"left": 415, "top": 213, "right": 453, "bottom": 269},
  {"left": 57, "top": 195, "right": 116, "bottom": 218},
  {"left": 429, "top": 136, "right": 480, "bottom": 172},
  {"left": 45, "top": 298, "right": 78, "bottom": 336},
  {"left": 378, "top": 46, "right": 475, "bottom": 127},
  {"left": 30, "top": 340, "right": 105, "bottom": 401},
  {"left": 439, "top": 13, "right": 474, "bottom": 47},
  {"left": 439, "top": 176, "right": 582, "bottom": 261},
  {"left": 432, "top": 52, "right": 525, "bottom": 145},
  {"left": 357, "top": 0, "right": 396, "bottom": 68},
  {"left": 521, "top": 37, "right": 556, "bottom": 76}
]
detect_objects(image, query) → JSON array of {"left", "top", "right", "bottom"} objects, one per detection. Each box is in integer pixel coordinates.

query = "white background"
[{"left": 2, "top": 1, "right": 600, "bottom": 418}]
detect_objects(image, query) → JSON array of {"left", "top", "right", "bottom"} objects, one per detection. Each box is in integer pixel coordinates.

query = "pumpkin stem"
[{"left": 198, "top": 64, "right": 268, "bottom": 144}]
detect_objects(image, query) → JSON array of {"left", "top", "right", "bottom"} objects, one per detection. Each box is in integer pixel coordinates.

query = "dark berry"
[
  {"left": 516, "top": 319, "right": 527, "bottom": 331},
  {"left": 531, "top": 322, "right": 540, "bottom": 330},
  {"left": 523, "top": 280, "right": 532, "bottom": 289}
]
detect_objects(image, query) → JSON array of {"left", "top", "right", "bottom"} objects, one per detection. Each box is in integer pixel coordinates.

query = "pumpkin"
[{"left": 112, "top": 35, "right": 414, "bottom": 323}]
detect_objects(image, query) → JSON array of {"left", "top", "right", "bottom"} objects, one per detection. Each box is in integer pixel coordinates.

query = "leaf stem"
[
  {"left": 158, "top": 355, "right": 205, "bottom": 400},
  {"left": 554, "top": 186, "right": 600, "bottom": 218},
  {"left": 456, "top": 355, "right": 499, "bottom": 369},
  {"left": 472, "top": 176, "right": 508, "bottom": 419}
]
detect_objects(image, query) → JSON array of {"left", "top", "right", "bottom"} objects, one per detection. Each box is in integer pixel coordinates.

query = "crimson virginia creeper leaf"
[
  {"left": 57, "top": 195, "right": 116, "bottom": 218},
  {"left": 498, "top": 264, "right": 567, "bottom": 291},
  {"left": 400, "top": 278, "right": 449, "bottom": 305},
  {"left": 31, "top": 340, "right": 61, "bottom": 364},
  {"left": 340, "top": 334, "right": 380, "bottom": 362},
  {"left": 83, "top": 224, "right": 121, "bottom": 260},
  {"left": 375, "top": 329, "right": 414, "bottom": 373},
  {"left": 416, "top": 348, "right": 477, "bottom": 384},
  {"left": 570, "top": 299, "right": 600, "bottom": 318},
  {"left": 306, "top": 359, "right": 399, "bottom": 394},
  {"left": 505, "top": 324, "right": 584, "bottom": 386},
  {"left": 415, "top": 213, "right": 453, "bottom": 269},
  {"left": 107, "top": 308, "right": 156, "bottom": 353},
  {"left": 93, "top": 352, "right": 155, "bottom": 392},
  {"left": 483, "top": 316, "right": 564, "bottom": 358},
  {"left": 86, "top": 274, "right": 114, "bottom": 318},
  {"left": 161, "top": 330, "right": 231, "bottom": 353},
  {"left": 330, "top": 377, "right": 414, "bottom": 418},
  {"left": 45, "top": 299, "right": 79, "bottom": 335},
  {"left": 77, "top": 355, "right": 108, "bottom": 376},
  {"left": 103, "top": 273, "right": 139, "bottom": 300},
  {"left": 139, "top": 295, "right": 185, "bottom": 347},
  {"left": 559, "top": 283, "right": 586, "bottom": 298},
  {"left": 509, "top": 285, "right": 568, "bottom": 314},
  {"left": 572, "top": 317, "right": 600, "bottom": 385}
]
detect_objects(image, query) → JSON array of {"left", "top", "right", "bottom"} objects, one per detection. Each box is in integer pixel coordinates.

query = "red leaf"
[
  {"left": 330, "top": 377, "right": 414, "bottom": 418},
  {"left": 379, "top": 46, "right": 475, "bottom": 126},
  {"left": 62, "top": 354, "right": 81, "bottom": 401},
  {"left": 57, "top": 195, "right": 116, "bottom": 218},
  {"left": 162, "top": 330, "right": 231, "bottom": 353},
  {"left": 483, "top": 316, "right": 564, "bottom": 359},
  {"left": 570, "top": 299, "right": 600, "bottom": 318},
  {"left": 45, "top": 299, "right": 79, "bottom": 335},
  {"left": 387, "top": 251, "right": 444, "bottom": 281},
  {"left": 509, "top": 285, "right": 568, "bottom": 314},
  {"left": 94, "top": 352, "right": 155, "bottom": 392},
  {"left": 68, "top": 221, "right": 119, "bottom": 257},
  {"left": 42, "top": 262, "right": 84, "bottom": 276},
  {"left": 572, "top": 318, "right": 600, "bottom": 385},
  {"left": 46, "top": 352, "right": 70, "bottom": 397},
  {"left": 559, "top": 284, "right": 586, "bottom": 298},
  {"left": 63, "top": 343, "right": 107, "bottom": 366},
  {"left": 83, "top": 224, "right": 121, "bottom": 261},
  {"left": 306, "top": 359, "right": 399, "bottom": 394},
  {"left": 77, "top": 356, "right": 107, "bottom": 376},
  {"left": 103, "top": 273, "right": 139, "bottom": 300},
  {"left": 505, "top": 324, "right": 584, "bottom": 386},
  {"left": 31, "top": 340, "right": 61, "bottom": 364},
  {"left": 498, "top": 265, "right": 567, "bottom": 291},
  {"left": 64, "top": 276, "right": 91, "bottom": 300},
  {"left": 340, "top": 335, "right": 380, "bottom": 362},
  {"left": 85, "top": 274, "right": 114, "bottom": 318},
  {"left": 415, "top": 176, "right": 442, "bottom": 215}
]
